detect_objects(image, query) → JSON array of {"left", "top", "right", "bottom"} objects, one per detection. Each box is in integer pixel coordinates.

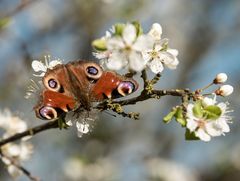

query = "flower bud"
[
  {"left": 148, "top": 23, "right": 162, "bottom": 40},
  {"left": 214, "top": 73, "right": 228, "bottom": 84},
  {"left": 215, "top": 85, "right": 234, "bottom": 96}
]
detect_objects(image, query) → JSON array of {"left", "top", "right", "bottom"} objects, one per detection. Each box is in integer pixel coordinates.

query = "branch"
[
  {"left": 0, "top": 0, "right": 37, "bottom": 19},
  {"left": 0, "top": 150, "right": 40, "bottom": 181},
  {"left": 0, "top": 120, "right": 58, "bottom": 147}
]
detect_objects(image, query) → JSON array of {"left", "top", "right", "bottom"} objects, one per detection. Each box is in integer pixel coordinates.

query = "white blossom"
[
  {"left": 143, "top": 39, "right": 179, "bottom": 74},
  {"left": 32, "top": 55, "right": 63, "bottom": 77},
  {"left": 94, "top": 22, "right": 179, "bottom": 73},
  {"left": 214, "top": 73, "right": 228, "bottom": 84},
  {"left": 0, "top": 109, "right": 33, "bottom": 178},
  {"left": 186, "top": 97, "right": 232, "bottom": 142},
  {"left": 216, "top": 85, "right": 234, "bottom": 96},
  {"left": 65, "top": 110, "right": 98, "bottom": 138}
]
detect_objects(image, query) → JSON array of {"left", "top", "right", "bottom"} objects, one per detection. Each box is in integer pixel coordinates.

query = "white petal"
[
  {"left": 205, "top": 122, "right": 222, "bottom": 137},
  {"left": 148, "top": 23, "right": 162, "bottom": 40},
  {"left": 49, "top": 60, "right": 62, "bottom": 68},
  {"left": 167, "top": 49, "right": 179, "bottom": 57},
  {"left": 160, "top": 52, "right": 175, "bottom": 65},
  {"left": 31, "top": 60, "right": 47, "bottom": 72},
  {"left": 142, "top": 51, "right": 152, "bottom": 62},
  {"left": 66, "top": 119, "right": 73, "bottom": 126},
  {"left": 186, "top": 119, "right": 198, "bottom": 132},
  {"left": 195, "top": 129, "right": 211, "bottom": 142},
  {"left": 129, "top": 52, "right": 146, "bottom": 71},
  {"left": 202, "top": 97, "right": 215, "bottom": 107},
  {"left": 106, "top": 37, "right": 125, "bottom": 50},
  {"left": 8, "top": 165, "right": 22, "bottom": 178},
  {"left": 186, "top": 104, "right": 196, "bottom": 120},
  {"left": 148, "top": 59, "right": 164, "bottom": 74},
  {"left": 7, "top": 144, "right": 21, "bottom": 156},
  {"left": 133, "top": 35, "right": 154, "bottom": 52},
  {"left": 123, "top": 24, "right": 136, "bottom": 46},
  {"left": 106, "top": 52, "right": 127, "bottom": 70},
  {"left": 76, "top": 122, "right": 90, "bottom": 134},
  {"left": 217, "top": 102, "right": 227, "bottom": 113},
  {"left": 217, "top": 119, "right": 230, "bottom": 133},
  {"left": 166, "top": 58, "right": 179, "bottom": 69}
]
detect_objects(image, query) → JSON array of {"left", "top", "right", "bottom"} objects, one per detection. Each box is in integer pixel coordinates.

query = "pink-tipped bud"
[
  {"left": 214, "top": 73, "right": 228, "bottom": 84},
  {"left": 215, "top": 85, "right": 234, "bottom": 96}
]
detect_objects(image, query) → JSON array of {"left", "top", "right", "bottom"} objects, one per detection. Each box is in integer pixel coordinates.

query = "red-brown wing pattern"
[
  {"left": 34, "top": 60, "right": 139, "bottom": 120},
  {"left": 90, "top": 71, "right": 138, "bottom": 101}
]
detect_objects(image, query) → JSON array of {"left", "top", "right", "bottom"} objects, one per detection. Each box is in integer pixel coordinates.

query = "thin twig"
[{"left": 0, "top": 150, "right": 40, "bottom": 181}]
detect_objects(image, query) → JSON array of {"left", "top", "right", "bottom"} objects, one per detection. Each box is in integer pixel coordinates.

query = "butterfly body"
[{"left": 35, "top": 60, "right": 138, "bottom": 120}]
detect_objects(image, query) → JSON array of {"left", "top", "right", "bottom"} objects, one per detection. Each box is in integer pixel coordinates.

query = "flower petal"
[
  {"left": 186, "top": 118, "right": 198, "bottom": 132},
  {"left": 133, "top": 35, "right": 154, "bottom": 52},
  {"left": 31, "top": 60, "right": 47, "bottom": 72},
  {"left": 148, "top": 23, "right": 162, "bottom": 40},
  {"left": 123, "top": 24, "right": 136, "bottom": 46},
  {"left": 106, "top": 37, "right": 125, "bottom": 50},
  {"left": 106, "top": 52, "right": 127, "bottom": 70},
  {"left": 195, "top": 129, "right": 211, "bottom": 142},
  {"left": 129, "top": 51, "right": 146, "bottom": 71},
  {"left": 148, "top": 59, "right": 164, "bottom": 74},
  {"left": 49, "top": 60, "right": 62, "bottom": 68}
]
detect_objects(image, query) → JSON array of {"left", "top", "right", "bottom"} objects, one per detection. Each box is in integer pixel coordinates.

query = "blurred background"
[{"left": 0, "top": 0, "right": 240, "bottom": 180}]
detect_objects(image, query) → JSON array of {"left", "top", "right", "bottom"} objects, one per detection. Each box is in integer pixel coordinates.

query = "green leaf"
[
  {"left": 58, "top": 116, "right": 69, "bottom": 130},
  {"left": 185, "top": 129, "right": 199, "bottom": 141},
  {"left": 92, "top": 39, "right": 107, "bottom": 51},
  {"left": 114, "top": 23, "right": 125, "bottom": 36},
  {"left": 131, "top": 21, "right": 143, "bottom": 37},
  {"left": 175, "top": 107, "right": 187, "bottom": 127},
  {"left": 203, "top": 105, "right": 222, "bottom": 120},
  {"left": 0, "top": 18, "right": 10, "bottom": 29},
  {"left": 193, "top": 101, "right": 203, "bottom": 118},
  {"left": 163, "top": 108, "right": 177, "bottom": 124}
]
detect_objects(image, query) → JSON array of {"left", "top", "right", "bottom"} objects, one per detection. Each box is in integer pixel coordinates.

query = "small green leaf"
[
  {"left": 58, "top": 117, "right": 69, "bottom": 130},
  {"left": 185, "top": 129, "right": 199, "bottom": 141},
  {"left": 203, "top": 105, "right": 222, "bottom": 120},
  {"left": 163, "top": 108, "right": 177, "bottom": 123},
  {"left": 131, "top": 21, "right": 143, "bottom": 36},
  {"left": 92, "top": 39, "right": 107, "bottom": 51},
  {"left": 0, "top": 18, "right": 10, "bottom": 29},
  {"left": 193, "top": 101, "right": 203, "bottom": 118},
  {"left": 175, "top": 107, "right": 187, "bottom": 127},
  {"left": 114, "top": 23, "right": 125, "bottom": 36}
]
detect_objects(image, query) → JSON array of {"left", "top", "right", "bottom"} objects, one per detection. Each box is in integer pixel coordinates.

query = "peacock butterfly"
[{"left": 34, "top": 60, "right": 138, "bottom": 120}]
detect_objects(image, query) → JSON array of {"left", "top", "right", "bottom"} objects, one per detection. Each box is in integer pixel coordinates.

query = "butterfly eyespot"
[
  {"left": 85, "top": 64, "right": 103, "bottom": 80},
  {"left": 38, "top": 106, "right": 58, "bottom": 120},
  {"left": 117, "top": 81, "right": 137, "bottom": 97},
  {"left": 87, "top": 66, "right": 98, "bottom": 75},
  {"left": 48, "top": 79, "right": 58, "bottom": 88},
  {"left": 44, "top": 78, "right": 61, "bottom": 92}
]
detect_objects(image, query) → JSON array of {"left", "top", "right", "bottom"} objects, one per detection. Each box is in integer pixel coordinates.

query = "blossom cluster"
[
  {"left": 0, "top": 109, "right": 33, "bottom": 178},
  {"left": 164, "top": 73, "right": 234, "bottom": 142},
  {"left": 92, "top": 22, "right": 179, "bottom": 73}
]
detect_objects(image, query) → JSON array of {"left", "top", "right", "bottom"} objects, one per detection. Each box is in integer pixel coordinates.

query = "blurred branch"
[
  {"left": 0, "top": 150, "right": 40, "bottom": 181},
  {"left": 0, "top": 0, "right": 36, "bottom": 19}
]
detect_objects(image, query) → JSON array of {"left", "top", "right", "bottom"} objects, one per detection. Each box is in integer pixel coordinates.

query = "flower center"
[
  {"left": 149, "top": 50, "right": 159, "bottom": 59},
  {"left": 196, "top": 119, "right": 206, "bottom": 129}
]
